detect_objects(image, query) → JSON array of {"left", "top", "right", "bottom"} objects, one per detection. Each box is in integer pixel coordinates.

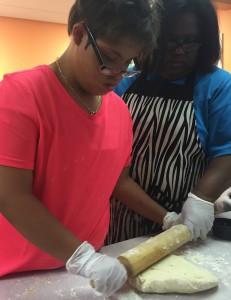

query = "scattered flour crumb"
[
  {"left": 180, "top": 250, "right": 231, "bottom": 287},
  {"left": 114, "top": 290, "right": 143, "bottom": 300},
  {"left": 70, "top": 287, "right": 78, "bottom": 297},
  {"left": 55, "top": 289, "right": 64, "bottom": 297}
]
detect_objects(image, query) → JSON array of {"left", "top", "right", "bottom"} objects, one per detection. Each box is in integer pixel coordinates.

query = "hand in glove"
[
  {"left": 66, "top": 241, "right": 127, "bottom": 297},
  {"left": 162, "top": 211, "right": 181, "bottom": 231},
  {"left": 180, "top": 193, "right": 214, "bottom": 241},
  {"left": 214, "top": 187, "right": 231, "bottom": 213}
]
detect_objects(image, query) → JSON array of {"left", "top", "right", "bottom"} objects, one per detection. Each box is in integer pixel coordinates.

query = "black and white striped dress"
[{"left": 105, "top": 73, "right": 209, "bottom": 245}]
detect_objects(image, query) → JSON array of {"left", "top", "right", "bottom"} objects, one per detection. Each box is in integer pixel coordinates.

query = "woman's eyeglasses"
[
  {"left": 83, "top": 23, "right": 141, "bottom": 78},
  {"left": 166, "top": 41, "right": 202, "bottom": 53}
]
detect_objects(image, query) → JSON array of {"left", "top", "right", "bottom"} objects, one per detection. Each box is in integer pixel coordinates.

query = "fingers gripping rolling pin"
[{"left": 90, "top": 224, "right": 190, "bottom": 287}]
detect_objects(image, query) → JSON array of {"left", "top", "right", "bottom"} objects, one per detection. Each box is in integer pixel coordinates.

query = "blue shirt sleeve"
[
  {"left": 194, "top": 67, "right": 231, "bottom": 159},
  {"left": 114, "top": 65, "right": 140, "bottom": 97}
]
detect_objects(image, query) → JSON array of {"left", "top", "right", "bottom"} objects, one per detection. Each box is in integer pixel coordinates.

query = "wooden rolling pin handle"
[
  {"left": 117, "top": 224, "right": 190, "bottom": 277},
  {"left": 90, "top": 279, "right": 95, "bottom": 288}
]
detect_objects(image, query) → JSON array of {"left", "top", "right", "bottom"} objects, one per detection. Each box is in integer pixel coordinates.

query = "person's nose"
[{"left": 174, "top": 46, "right": 186, "bottom": 55}]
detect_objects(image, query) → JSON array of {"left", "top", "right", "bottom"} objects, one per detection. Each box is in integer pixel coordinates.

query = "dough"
[{"left": 129, "top": 255, "right": 219, "bottom": 294}]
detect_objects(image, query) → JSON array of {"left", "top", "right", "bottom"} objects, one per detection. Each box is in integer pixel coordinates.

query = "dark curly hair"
[{"left": 144, "top": 0, "right": 220, "bottom": 74}]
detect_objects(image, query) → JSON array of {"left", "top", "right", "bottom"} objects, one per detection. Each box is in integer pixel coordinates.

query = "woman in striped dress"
[{"left": 106, "top": 0, "right": 231, "bottom": 244}]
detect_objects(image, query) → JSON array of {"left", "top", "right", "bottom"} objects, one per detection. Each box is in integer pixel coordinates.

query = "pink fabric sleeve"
[{"left": 0, "top": 76, "right": 39, "bottom": 170}]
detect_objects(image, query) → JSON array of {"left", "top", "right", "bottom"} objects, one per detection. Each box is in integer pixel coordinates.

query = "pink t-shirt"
[{"left": 0, "top": 65, "right": 132, "bottom": 276}]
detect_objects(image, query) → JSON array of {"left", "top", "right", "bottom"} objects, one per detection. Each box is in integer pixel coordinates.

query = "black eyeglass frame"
[
  {"left": 166, "top": 41, "right": 202, "bottom": 53},
  {"left": 83, "top": 23, "right": 141, "bottom": 78}
]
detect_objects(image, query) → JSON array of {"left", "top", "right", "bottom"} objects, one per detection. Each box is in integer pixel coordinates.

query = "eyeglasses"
[
  {"left": 166, "top": 41, "right": 202, "bottom": 53},
  {"left": 83, "top": 23, "right": 141, "bottom": 78}
]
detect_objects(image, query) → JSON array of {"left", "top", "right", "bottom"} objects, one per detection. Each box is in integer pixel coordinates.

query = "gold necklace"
[{"left": 55, "top": 59, "right": 101, "bottom": 115}]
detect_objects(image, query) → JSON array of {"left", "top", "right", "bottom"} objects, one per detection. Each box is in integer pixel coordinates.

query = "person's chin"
[
  {"left": 162, "top": 65, "right": 188, "bottom": 80},
  {"left": 102, "top": 83, "right": 117, "bottom": 93}
]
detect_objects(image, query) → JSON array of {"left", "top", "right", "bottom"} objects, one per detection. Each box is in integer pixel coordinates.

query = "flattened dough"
[{"left": 129, "top": 255, "right": 219, "bottom": 294}]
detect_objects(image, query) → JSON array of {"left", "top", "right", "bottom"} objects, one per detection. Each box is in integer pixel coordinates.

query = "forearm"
[
  {"left": 113, "top": 168, "right": 167, "bottom": 225},
  {"left": 1, "top": 193, "right": 81, "bottom": 262},
  {"left": 0, "top": 166, "right": 80, "bottom": 263},
  {"left": 192, "top": 155, "right": 231, "bottom": 202}
]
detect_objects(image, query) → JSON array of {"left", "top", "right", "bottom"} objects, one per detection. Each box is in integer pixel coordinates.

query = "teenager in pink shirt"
[{"left": 0, "top": 0, "right": 167, "bottom": 296}]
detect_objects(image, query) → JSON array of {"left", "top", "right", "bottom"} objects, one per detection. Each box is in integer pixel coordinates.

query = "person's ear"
[{"left": 72, "top": 23, "right": 85, "bottom": 46}]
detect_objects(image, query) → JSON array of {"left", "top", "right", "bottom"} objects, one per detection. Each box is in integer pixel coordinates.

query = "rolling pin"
[
  {"left": 118, "top": 224, "right": 190, "bottom": 277},
  {"left": 90, "top": 224, "right": 190, "bottom": 287}
]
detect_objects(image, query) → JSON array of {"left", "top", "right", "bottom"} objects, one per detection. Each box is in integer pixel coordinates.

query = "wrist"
[
  {"left": 66, "top": 241, "right": 95, "bottom": 275},
  {"left": 188, "top": 192, "right": 214, "bottom": 206}
]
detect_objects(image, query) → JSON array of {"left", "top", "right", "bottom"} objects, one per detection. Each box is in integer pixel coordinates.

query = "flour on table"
[{"left": 129, "top": 254, "right": 219, "bottom": 294}]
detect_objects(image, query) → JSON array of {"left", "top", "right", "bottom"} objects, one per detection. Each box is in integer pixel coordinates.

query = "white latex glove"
[
  {"left": 180, "top": 192, "right": 214, "bottom": 241},
  {"left": 214, "top": 187, "right": 231, "bottom": 213},
  {"left": 162, "top": 211, "right": 181, "bottom": 230},
  {"left": 66, "top": 241, "right": 127, "bottom": 297}
]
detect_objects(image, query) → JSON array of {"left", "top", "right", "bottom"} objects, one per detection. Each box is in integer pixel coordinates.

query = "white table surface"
[{"left": 0, "top": 234, "right": 230, "bottom": 300}]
